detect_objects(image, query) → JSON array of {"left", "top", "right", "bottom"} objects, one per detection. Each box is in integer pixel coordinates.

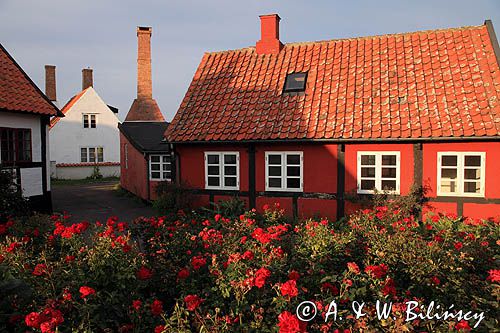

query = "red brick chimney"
[
  {"left": 45, "top": 65, "right": 57, "bottom": 102},
  {"left": 82, "top": 68, "right": 93, "bottom": 90},
  {"left": 256, "top": 14, "right": 283, "bottom": 55},
  {"left": 125, "top": 26, "right": 164, "bottom": 122}
]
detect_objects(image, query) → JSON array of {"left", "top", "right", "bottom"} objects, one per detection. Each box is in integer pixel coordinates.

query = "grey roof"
[{"left": 118, "top": 121, "right": 170, "bottom": 152}]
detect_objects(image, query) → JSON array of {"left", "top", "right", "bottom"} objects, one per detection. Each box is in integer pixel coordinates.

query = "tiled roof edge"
[
  {"left": 205, "top": 24, "right": 486, "bottom": 56},
  {"left": 485, "top": 20, "right": 500, "bottom": 68},
  {"left": 0, "top": 42, "right": 62, "bottom": 117}
]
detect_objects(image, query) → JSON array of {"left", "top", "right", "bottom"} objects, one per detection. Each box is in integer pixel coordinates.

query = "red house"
[
  {"left": 164, "top": 14, "right": 500, "bottom": 221},
  {"left": 119, "top": 27, "right": 173, "bottom": 201}
]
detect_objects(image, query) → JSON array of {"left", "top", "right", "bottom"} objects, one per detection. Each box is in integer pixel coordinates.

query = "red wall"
[
  {"left": 172, "top": 141, "right": 499, "bottom": 221},
  {"left": 422, "top": 142, "right": 500, "bottom": 220},
  {"left": 344, "top": 143, "right": 414, "bottom": 195},
  {"left": 423, "top": 142, "right": 500, "bottom": 198},
  {"left": 120, "top": 134, "right": 148, "bottom": 200}
]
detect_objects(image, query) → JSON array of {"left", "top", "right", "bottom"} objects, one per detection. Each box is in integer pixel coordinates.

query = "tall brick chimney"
[
  {"left": 137, "top": 27, "right": 153, "bottom": 99},
  {"left": 256, "top": 14, "right": 283, "bottom": 55},
  {"left": 45, "top": 65, "right": 57, "bottom": 102},
  {"left": 125, "top": 26, "right": 164, "bottom": 122},
  {"left": 82, "top": 68, "right": 93, "bottom": 90}
]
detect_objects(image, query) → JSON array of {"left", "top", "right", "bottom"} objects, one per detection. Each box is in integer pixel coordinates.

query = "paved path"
[{"left": 52, "top": 181, "right": 156, "bottom": 223}]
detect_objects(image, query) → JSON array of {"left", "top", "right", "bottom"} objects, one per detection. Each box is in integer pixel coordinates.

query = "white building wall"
[
  {"left": 55, "top": 165, "right": 120, "bottom": 179},
  {"left": 49, "top": 88, "right": 121, "bottom": 175},
  {"left": 0, "top": 112, "right": 44, "bottom": 197}
]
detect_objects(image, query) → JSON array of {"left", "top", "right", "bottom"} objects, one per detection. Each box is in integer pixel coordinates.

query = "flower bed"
[{"left": 0, "top": 204, "right": 498, "bottom": 332}]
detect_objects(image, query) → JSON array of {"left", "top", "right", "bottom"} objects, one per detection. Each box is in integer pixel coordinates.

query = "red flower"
[
  {"left": 191, "top": 256, "right": 207, "bottom": 270},
  {"left": 184, "top": 294, "right": 203, "bottom": 311},
  {"left": 430, "top": 276, "right": 441, "bottom": 285},
  {"left": 486, "top": 269, "right": 500, "bottom": 283},
  {"left": 214, "top": 214, "right": 222, "bottom": 222},
  {"left": 154, "top": 325, "right": 166, "bottom": 333},
  {"left": 62, "top": 289, "right": 72, "bottom": 301},
  {"left": 277, "top": 311, "right": 305, "bottom": 333},
  {"left": 79, "top": 286, "right": 95, "bottom": 298},
  {"left": 6, "top": 241, "right": 21, "bottom": 253},
  {"left": 254, "top": 267, "right": 271, "bottom": 288},
  {"left": 288, "top": 270, "right": 300, "bottom": 281},
  {"left": 32, "top": 263, "right": 48, "bottom": 276},
  {"left": 65, "top": 255, "right": 75, "bottom": 263},
  {"left": 365, "top": 264, "right": 388, "bottom": 279},
  {"left": 281, "top": 280, "right": 299, "bottom": 298},
  {"left": 177, "top": 268, "right": 190, "bottom": 279},
  {"left": 151, "top": 299, "right": 163, "bottom": 316},
  {"left": 136, "top": 266, "right": 153, "bottom": 280},
  {"left": 321, "top": 282, "right": 339, "bottom": 295},
  {"left": 382, "top": 278, "right": 396, "bottom": 296},
  {"left": 347, "top": 262, "right": 360, "bottom": 274},
  {"left": 455, "top": 320, "right": 471, "bottom": 331},
  {"left": 132, "top": 300, "right": 142, "bottom": 312},
  {"left": 454, "top": 242, "right": 463, "bottom": 251},
  {"left": 242, "top": 250, "right": 254, "bottom": 260},
  {"left": 25, "top": 312, "right": 42, "bottom": 328}
]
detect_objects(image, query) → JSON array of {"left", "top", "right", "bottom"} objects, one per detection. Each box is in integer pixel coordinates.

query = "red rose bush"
[{"left": 0, "top": 200, "right": 498, "bottom": 332}]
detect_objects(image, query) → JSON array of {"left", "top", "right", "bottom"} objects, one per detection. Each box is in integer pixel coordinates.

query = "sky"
[{"left": 1, "top": 0, "right": 499, "bottom": 122}]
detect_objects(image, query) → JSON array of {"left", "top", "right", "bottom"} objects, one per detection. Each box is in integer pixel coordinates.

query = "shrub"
[
  {"left": 87, "top": 165, "right": 103, "bottom": 180},
  {"left": 153, "top": 181, "right": 193, "bottom": 214},
  {"left": 0, "top": 204, "right": 498, "bottom": 332},
  {"left": 0, "top": 170, "right": 29, "bottom": 222}
]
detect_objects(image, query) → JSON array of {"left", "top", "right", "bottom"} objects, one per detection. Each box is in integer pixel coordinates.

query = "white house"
[
  {"left": 49, "top": 68, "right": 121, "bottom": 179},
  {"left": 0, "top": 43, "right": 62, "bottom": 212}
]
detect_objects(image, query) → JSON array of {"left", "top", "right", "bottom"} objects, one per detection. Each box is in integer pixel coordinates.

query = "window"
[
  {"left": 0, "top": 128, "right": 32, "bottom": 164},
  {"left": 80, "top": 147, "right": 104, "bottom": 163},
  {"left": 437, "top": 152, "right": 485, "bottom": 197},
  {"left": 205, "top": 152, "right": 239, "bottom": 190},
  {"left": 150, "top": 154, "right": 172, "bottom": 181},
  {"left": 357, "top": 151, "right": 400, "bottom": 194},
  {"left": 265, "top": 152, "right": 303, "bottom": 192},
  {"left": 283, "top": 72, "right": 307, "bottom": 93},
  {"left": 83, "top": 114, "right": 97, "bottom": 128}
]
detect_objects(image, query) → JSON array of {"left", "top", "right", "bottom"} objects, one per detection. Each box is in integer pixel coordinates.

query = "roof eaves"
[{"left": 118, "top": 123, "right": 147, "bottom": 153}]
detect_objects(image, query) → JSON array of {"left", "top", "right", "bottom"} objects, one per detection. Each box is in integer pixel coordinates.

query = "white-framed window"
[
  {"left": 204, "top": 152, "right": 239, "bottom": 190},
  {"left": 80, "top": 147, "right": 104, "bottom": 163},
  {"left": 83, "top": 114, "right": 97, "bottom": 128},
  {"left": 437, "top": 152, "right": 485, "bottom": 197},
  {"left": 357, "top": 151, "right": 400, "bottom": 194},
  {"left": 150, "top": 154, "right": 172, "bottom": 181},
  {"left": 265, "top": 151, "right": 303, "bottom": 192},
  {"left": 124, "top": 143, "right": 128, "bottom": 169}
]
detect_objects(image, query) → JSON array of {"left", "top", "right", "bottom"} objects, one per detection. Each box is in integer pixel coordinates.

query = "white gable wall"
[{"left": 49, "top": 88, "right": 120, "bottom": 165}]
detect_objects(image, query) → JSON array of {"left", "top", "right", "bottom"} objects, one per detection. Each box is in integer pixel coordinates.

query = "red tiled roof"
[
  {"left": 166, "top": 23, "right": 500, "bottom": 142},
  {"left": 56, "top": 162, "right": 120, "bottom": 167},
  {"left": 50, "top": 88, "right": 90, "bottom": 128},
  {"left": 0, "top": 43, "right": 60, "bottom": 116}
]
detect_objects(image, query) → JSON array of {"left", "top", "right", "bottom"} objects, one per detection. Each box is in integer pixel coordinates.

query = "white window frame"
[
  {"left": 357, "top": 151, "right": 400, "bottom": 194},
  {"left": 149, "top": 154, "right": 172, "bottom": 181},
  {"left": 437, "top": 152, "right": 485, "bottom": 197},
  {"left": 80, "top": 147, "right": 104, "bottom": 163},
  {"left": 83, "top": 114, "right": 97, "bottom": 129},
  {"left": 265, "top": 151, "right": 304, "bottom": 192},
  {"left": 204, "top": 152, "right": 240, "bottom": 190}
]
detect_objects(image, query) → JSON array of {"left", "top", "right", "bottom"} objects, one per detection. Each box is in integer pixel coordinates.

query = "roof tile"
[{"left": 166, "top": 24, "right": 500, "bottom": 142}]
